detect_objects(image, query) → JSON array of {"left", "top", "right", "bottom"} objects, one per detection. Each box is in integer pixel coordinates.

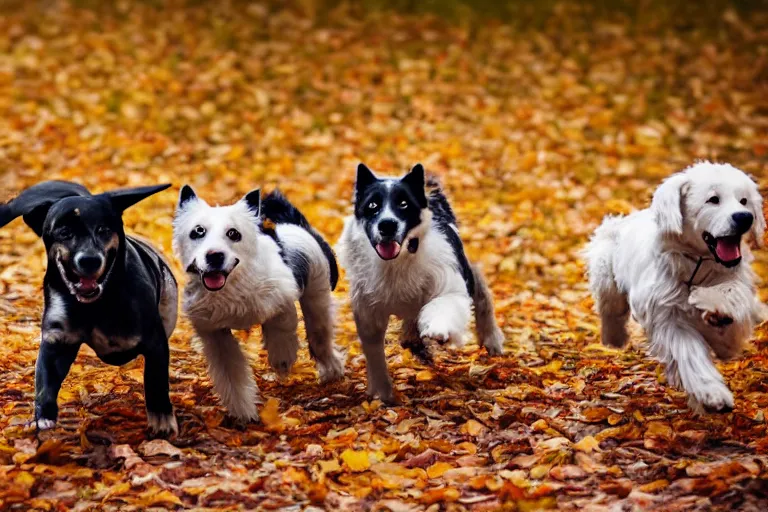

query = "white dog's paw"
[
  {"left": 24, "top": 418, "right": 56, "bottom": 431},
  {"left": 688, "top": 381, "right": 734, "bottom": 414},
  {"left": 147, "top": 411, "right": 179, "bottom": 437},
  {"left": 317, "top": 352, "right": 345, "bottom": 383}
]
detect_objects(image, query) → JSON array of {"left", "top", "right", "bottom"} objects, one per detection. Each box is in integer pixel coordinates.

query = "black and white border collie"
[
  {"left": 337, "top": 164, "right": 504, "bottom": 404},
  {"left": 0, "top": 181, "right": 178, "bottom": 436},
  {"left": 173, "top": 186, "right": 344, "bottom": 422}
]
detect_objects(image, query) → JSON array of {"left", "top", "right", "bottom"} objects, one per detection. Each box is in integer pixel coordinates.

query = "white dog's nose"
[{"left": 732, "top": 212, "right": 753, "bottom": 233}]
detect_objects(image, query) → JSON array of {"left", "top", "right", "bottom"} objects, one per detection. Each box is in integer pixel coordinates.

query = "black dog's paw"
[
  {"left": 147, "top": 411, "right": 179, "bottom": 438},
  {"left": 24, "top": 418, "right": 57, "bottom": 431}
]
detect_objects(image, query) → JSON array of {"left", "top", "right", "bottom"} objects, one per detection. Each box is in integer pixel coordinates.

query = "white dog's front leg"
[
  {"left": 263, "top": 305, "right": 300, "bottom": 378},
  {"left": 650, "top": 320, "right": 734, "bottom": 413},
  {"left": 418, "top": 293, "right": 472, "bottom": 346},
  {"left": 689, "top": 282, "right": 760, "bottom": 327},
  {"left": 197, "top": 327, "right": 260, "bottom": 422},
  {"left": 353, "top": 307, "right": 394, "bottom": 404}
]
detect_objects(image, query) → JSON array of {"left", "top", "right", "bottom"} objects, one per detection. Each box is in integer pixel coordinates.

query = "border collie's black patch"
[{"left": 260, "top": 190, "right": 339, "bottom": 291}]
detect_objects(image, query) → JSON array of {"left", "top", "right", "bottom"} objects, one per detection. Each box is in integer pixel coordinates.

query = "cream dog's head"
[{"left": 652, "top": 161, "right": 765, "bottom": 267}]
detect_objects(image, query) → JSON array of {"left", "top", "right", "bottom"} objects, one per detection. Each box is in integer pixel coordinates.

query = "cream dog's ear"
[
  {"left": 749, "top": 185, "right": 766, "bottom": 248},
  {"left": 651, "top": 172, "right": 689, "bottom": 236}
]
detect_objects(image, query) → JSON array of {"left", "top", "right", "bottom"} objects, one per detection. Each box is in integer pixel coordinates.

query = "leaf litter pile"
[{"left": 1, "top": 1, "right": 768, "bottom": 510}]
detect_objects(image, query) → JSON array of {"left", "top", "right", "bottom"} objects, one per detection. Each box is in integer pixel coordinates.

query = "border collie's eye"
[
  {"left": 740, "top": 198, "right": 748, "bottom": 206},
  {"left": 190, "top": 225, "right": 206, "bottom": 240},
  {"left": 707, "top": 196, "right": 720, "bottom": 205},
  {"left": 57, "top": 227, "right": 73, "bottom": 240},
  {"left": 96, "top": 225, "right": 111, "bottom": 236},
  {"left": 367, "top": 201, "right": 378, "bottom": 211},
  {"left": 398, "top": 200, "right": 408, "bottom": 210},
  {"left": 226, "top": 228, "right": 242, "bottom": 242}
]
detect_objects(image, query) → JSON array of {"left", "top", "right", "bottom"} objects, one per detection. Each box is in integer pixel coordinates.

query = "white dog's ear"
[
  {"left": 651, "top": 172, "right": 689, "bottom": 236},
  {"left": 750, "top": 188, "right": 766, "bottom": 248},
  {"left": 178, "top": 185, "right": 200, "bottom": 209},
  {"left": 243, "top": 189, "right": 261, "bottom": 216}
]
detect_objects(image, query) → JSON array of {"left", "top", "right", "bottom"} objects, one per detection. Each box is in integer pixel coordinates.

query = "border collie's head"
[
  {"left": 354, "top": 163, "right": 428, "bottom": 260},
  {"left": 652, "top": 161, "right": 765, "bottom": 267},
  {"left": 173, "top": 186, "right": 262, "bottom": 292}
]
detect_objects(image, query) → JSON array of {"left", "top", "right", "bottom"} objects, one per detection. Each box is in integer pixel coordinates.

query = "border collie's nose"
[
  {"left": 74, "top": 253, "right": 104, "bottom": 276},
  {"left": 206, "top": 251, "right": 226, "bottom": 269},
  {"left": 378, "top": 220, "right": 398, "bottom": 238},
  {"left": 732, "top": 212, "right": 754, "bottom": 234}
]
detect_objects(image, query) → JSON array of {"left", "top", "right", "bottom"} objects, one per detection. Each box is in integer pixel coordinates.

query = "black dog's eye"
[
  {"left": 398, "top": 200, "right": 408, "bottom": 210},
  {"left": 226, "top": 228, "right": 241, "bottom": 242},
  {"left": 740, "top": 198, "right": 748, "bottom": 206},
  {"left": 190, "top": 225, "right": 206, "bottom": 240},
  {"left": 367, "top": 201, "right": 378, "bottom": 211},
  {"left": 707, "top": 196, "right": 720, "bottom": 205},
  {"left": 96, "top": 225, "right": 111, "bottom": 236},
  {"left": 56, "top": 227, "right": 74, "bottom": 240}
]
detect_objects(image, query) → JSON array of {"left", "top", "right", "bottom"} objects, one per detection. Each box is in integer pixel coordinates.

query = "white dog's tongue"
[
  {"left": 203, "top": 272, "right": 226, "bottom": 290},
  {"left": 376, "top": 242, "right": 401, "bottom": 260},
  {"left": 716, "top": 238, "right": 741, "bottom": 262}
]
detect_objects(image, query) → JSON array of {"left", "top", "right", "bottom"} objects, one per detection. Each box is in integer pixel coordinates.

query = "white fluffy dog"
[
  {"left": 173, "top": 186, "right": 344, "bottom": 422},
  {"left": 586, "top": 161, "right": 765, "bottom": 412}
]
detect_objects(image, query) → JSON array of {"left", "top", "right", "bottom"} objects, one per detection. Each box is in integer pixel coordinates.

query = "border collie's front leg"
[
  {"left": 418, "top": 293, "right": 472, "bottom": 346},
  {"left": 32, "top": 340, "right": 80, "bottom": 429},
  {"left": 354, "top": 308, "right": 394, "bottom": 404},
  {"left": 143, "top": 327, "right": 178, "bottom": 436},
  {"left": 263, "top": 305, "right": 300, "bottom": 378},
  {"left": 198, "top": 327, "right": 260, "bottom": 422}
]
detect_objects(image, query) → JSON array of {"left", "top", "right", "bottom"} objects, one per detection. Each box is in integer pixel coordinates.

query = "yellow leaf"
[
  {"left": 416, "top": 370, "right": 434, "bottom": 381},
  {"left": 427, "top": 461, "right": 454, "bottom": 479},
  {"left": 460, "top": 419, "right": 486, "bottom": 436},
  {"left": 573, "top": 435, "right": 600, "bottom": 453},
  {"left": 341, "top": 449, "right": 371, "bottom": 472},
  {"left": 260, "top": 398, "right": 284, "bottom": 433},
  {"left": 318, "top": 459, "right": 341, "bottom": 474},
  {"left": 14, "top": 471, "right": 35, "bottom": 487}
]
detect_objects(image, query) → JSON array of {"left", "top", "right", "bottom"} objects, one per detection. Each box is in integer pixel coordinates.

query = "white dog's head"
[
  {"left": 173, "top": 186, "right": 262, "bottom": 291},
  {"left": 652, "top": 161, "right": 765, "bottom": 267}
]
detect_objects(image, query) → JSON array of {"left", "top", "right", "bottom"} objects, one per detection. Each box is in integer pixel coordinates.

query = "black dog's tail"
[
  {"left": 260, "top": 189, "right": 340, "bottom": 291},
  {"left": 0, "top": 181, "right": 90, "bottom": 235}
]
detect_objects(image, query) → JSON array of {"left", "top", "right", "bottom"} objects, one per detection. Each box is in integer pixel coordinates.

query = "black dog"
[{"left": 0, "top": 181, "right": 179, "bottom": 436}]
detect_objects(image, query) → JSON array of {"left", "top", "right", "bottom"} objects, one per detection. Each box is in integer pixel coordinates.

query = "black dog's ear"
[
  {"left": 401, "top": 163, "right": 427, "bottom": 208},
  {"left": 0, "top": 180, "right": 90, "bottom": 236},
  {"left": 243, "top": 189, "right": 261, "bottom": 216},
  {"left": 102, "top": 184, "right": 171, "bottom": 213},
  {"left": 179, "top": 185, "right": 197, "bottom": 208}
]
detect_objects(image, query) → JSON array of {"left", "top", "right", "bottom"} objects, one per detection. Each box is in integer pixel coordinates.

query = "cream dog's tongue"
[{"left": 716, "top": 239, "right": 741, "bottom": 262}]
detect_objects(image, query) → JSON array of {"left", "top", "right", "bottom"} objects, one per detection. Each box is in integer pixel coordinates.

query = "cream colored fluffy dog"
[{"left": 586, "top": 161, "right": 765, "bottom": 412}]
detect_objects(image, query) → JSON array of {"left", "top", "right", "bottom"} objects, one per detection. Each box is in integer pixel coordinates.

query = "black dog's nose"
[
  {"left": 206, "top": 251, "right": 226, "bottom": 269},
  {"left": 378, "top": 220, "right": 398, "bottom": 237},
  {"left": 74, "top": 253, "right": 104, "bottom": 276},
  {"left": 732, "top": 212, "right": 754, "bottom": 233}
]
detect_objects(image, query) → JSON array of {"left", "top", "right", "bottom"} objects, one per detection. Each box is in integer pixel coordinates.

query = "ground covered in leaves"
[{"left": 1, "top": 0, "right": 768, "bottom": 510}]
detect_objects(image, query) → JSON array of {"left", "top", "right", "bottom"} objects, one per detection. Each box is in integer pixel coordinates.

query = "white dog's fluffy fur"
[
  {"left": 173, "top": 188, "right": 344, "bottom": 421},
  {"left": 585, "top": 161, "right": 766, "bottom": 412}
]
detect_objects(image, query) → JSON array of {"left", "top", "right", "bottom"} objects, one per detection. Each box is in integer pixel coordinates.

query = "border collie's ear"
[
  {"left": 103, "top": 184, "right": 171, "bottom": 213},
  {"left": 401, "top": 163, "right": 427, "bottom": 209},
  {"left": 243, "top": 189, "right": 261, "bottom": 216},
  {"left": 0, "top": 180, "right": 90, "bottom": 236},
  {"left": 179, "top": 185, "right": 198, "bottom": 208},
  {"left": 356, "top": 163, "right": 378, "bottom": 191},
  {"left": 651, "top": 172, "right": 688, "bottom": 236}
]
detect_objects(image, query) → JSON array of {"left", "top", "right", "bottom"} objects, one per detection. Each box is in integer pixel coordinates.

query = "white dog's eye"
[
  {"left": 190, "top": 225, "right": 206, "bottom": 240},
  {"left": 740, "top": 198, "right": 748, "bottom": 206},
  {"left": 226, "top": 228, "right": 242, "bottom": 242},
  {"left": 367, "top": 201, "right": 378, "bottom": 210},
  {"left": 707, "top": 196, "right": 720, "bottom": 205},
  {"left": 398, "top": 200, "right": 408, "bottom": 209}
]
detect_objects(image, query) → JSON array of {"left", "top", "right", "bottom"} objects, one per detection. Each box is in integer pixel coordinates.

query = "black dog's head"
[
  {"left": 354, "top": 163, "right": 428, "bottom": 260},
  {"left": 0, "top": 181, "right": 170, "bottom": 303}
]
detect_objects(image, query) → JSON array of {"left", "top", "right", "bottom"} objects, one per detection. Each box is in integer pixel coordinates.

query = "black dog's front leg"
[
  {"left": 33, "top": 340, "right": 80, "bottom": 429},
  {"left": 143, "top": 325, "right": 177, "bottom": 437}
]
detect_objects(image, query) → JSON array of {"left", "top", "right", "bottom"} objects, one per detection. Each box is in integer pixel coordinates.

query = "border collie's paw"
[
  {"left": 482, "top": 327, "right": 505, "bottom": 356},
  {"left": 268, "top": 351, "right": 297, "bottom": 379},
  {"left": 317, "top": 353, "right": 345, "bottom": 383},
  {"left": 366, "top": 378, "right": 397, "bottom": 405},
  {"left": 25, "top": 418, "right": 56, "bottom": 431},
  {"left": 147, "top": 411, "right": 179, "bottom": 437},
  {"left": 688, "top": 381, "right": 734, "bottom": 414}
]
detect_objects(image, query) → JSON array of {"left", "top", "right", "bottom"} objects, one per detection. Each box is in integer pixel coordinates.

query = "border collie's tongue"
[
  {"left": 376, "top": 241, "right": 401, "bottom": 260},
  {"left": 78, "top": 278, "right": 98, "bottom": 292},
  {"left": 203, "top": 272, "right": 227, "bottom": 290},
  {"left": 716, "top": 237, "right": 741, "bottom": 263}
]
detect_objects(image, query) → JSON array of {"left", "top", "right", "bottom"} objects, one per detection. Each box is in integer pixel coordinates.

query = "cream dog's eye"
[
  {"left": 707, "top": 196, "right": 720, "bottom": 205},
  {"left": 740, "top": 198, "right": 748, "bottom": 206}
]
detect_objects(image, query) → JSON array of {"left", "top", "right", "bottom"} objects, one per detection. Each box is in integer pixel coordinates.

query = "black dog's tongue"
[{"left": 78, "top": 277, "right": 99, "bottom": 292}]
